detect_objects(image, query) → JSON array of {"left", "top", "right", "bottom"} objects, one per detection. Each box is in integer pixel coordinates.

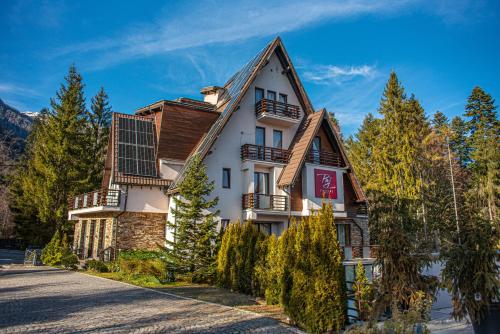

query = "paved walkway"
[{"left": 0, "top": 266, "right": 300, "bottom": 334}]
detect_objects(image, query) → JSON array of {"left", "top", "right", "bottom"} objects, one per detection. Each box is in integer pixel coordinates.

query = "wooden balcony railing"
[
  {"left": 242, "top": 193, "right": 288, "bottom": 211},
  {"left": 68, "top": 189, "right": 121, "bottom": 210},
  {"left": 306, "top": 150, "right": 344, "bottom": 167},
  {"left": 255, "top": 99, "right": 300, "bottom": 120},
  {"left": 241, "top": 144, "right": 290, "bottom": 163}
]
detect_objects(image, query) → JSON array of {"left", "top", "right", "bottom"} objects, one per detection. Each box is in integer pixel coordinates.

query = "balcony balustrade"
[
  {"left": 255, "top": 99, "right": 301, "bottom": 126},
  {"left": 242, "top": 193, "right": 288, "bottom": 211},
  {"left": 69, "top": 189, "right": 121, "bottom": 211},
  {"left": 241, "top": 144, "right": 290, "bottom": 164},
  {"left": 306, "top": 149, "right": 344, "bottom": 167}
]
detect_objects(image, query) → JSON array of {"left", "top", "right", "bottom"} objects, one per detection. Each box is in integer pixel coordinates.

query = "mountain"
[{"left": 0, "top": 98, "right": 34, "bottom": 156}]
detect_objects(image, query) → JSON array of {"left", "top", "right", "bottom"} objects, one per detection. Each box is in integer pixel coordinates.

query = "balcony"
[
  {"left": 255, "top": 99, "right": 301, "bottom": 126},
  {"left": 241, "top": 144, "right": 290, "bottom": 164},
  {"left": 242, "top": 193, "right": 288, "bottom": 211},
  {"left": 68, "top": 189, "right": 121, "bottom": 219},
  {"left": 306, "top": 150, "right": 345, "bottom": 167}
]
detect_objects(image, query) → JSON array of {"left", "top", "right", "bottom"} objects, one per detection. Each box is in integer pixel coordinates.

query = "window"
[
  {"left": 222, "top": 168, "right": 231, "bottom": 189},
  {"left": 336, "top": 224, "right": 351, "bottom": 246},
  {"left": 279, "top": 93, "right": 287, "bottom": 104},
  {"left": 273, "top": 130, "right": 283, "bottom": 149},
  {"left": 267, "top": 90, "right": 276, "bottom": 101},
  {"left": 256, "top": 223, "right": 272, "bottom": 236},
  {"left": 254, "top": 172, "right": 270, "bottom": 194},
  {"left": 255, "top": 87, "right": 264, "bottom": 103},
  {"left": 312, "top": 136, "right": 321, "bottom": 163},
  {"left": 255, "top": 126, "right": 266, "bottom": 146}
]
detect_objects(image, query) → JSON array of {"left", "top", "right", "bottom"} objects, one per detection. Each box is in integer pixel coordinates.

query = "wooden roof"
[{"left": 277, "top": 109, "right": 325, "bottom": 187}]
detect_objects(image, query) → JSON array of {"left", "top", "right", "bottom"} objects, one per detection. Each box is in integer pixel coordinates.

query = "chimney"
[{"left": 200, "top": 86, "right": 225, "bottom": 105}]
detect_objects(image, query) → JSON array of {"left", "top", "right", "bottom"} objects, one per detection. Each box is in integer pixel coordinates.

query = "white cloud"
[
  {"left": 302, "top": 65, "right": 375, "bottom": 84},
  {"left": 48, "top": 0, "right": 439, "bottom": 70},
  {"left": 0, "top": 83, "right": 40, "bottom": 96}
]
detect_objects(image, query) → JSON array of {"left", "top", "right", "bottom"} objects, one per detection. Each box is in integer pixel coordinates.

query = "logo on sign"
[{"left": 314, "top": 169, "right": 337, "bottom": 199}]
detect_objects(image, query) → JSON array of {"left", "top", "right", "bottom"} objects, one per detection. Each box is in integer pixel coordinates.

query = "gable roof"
[
  {"left": 277, "top": 109, "right": 367, "bottom": 202},
  {"left": 277, "top": 109, "right": 325, "bottom": 187},
  {"left": 169, "top": 36, "right": 315, "bottom": 191}
]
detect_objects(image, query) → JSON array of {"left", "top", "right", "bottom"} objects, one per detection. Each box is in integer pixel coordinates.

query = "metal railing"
[
  {"left": 242, "top": 193, "right": 288, "bottom": 211},
  {"left": 241, "top": 144, "right": 290, "bottom": 163},
  {"left": 255, "top": 99, "right": 300, "bottom": 120},
  {"left": 306, "top": 150, "right": 344, "bottom": 167},
  {"left": 69, "top": 189, "right": 120, "bottom": 210}
]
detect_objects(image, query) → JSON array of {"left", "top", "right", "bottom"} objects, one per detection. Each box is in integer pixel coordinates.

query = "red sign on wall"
[{"left": 314, "top": 169, "right": 337, "bottom": 199}]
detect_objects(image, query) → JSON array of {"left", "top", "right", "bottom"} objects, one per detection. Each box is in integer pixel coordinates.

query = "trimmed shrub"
[
  {"left": 353, "top": 260, "right": 373, "bottom": 321},
  {"left": 255, "top": 234, "right": 282, "bottom": 304},
  {"left": 61, "top": 253, "right": 79, "bottom": 270},
  {"left": 85, "top": 259, "right": 109, "bottom": 272},
  {"left": 118, "top": 251, "right": 167, "bottom": 280},
  {"left": 216, "top": 221, "right": 268, "bottom": 295},
  {"left": 281, "top": 204, "right": 347, "bottom": 333}
]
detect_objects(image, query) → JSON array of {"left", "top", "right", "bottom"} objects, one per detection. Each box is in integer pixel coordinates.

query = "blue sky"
[{"left": 1, "top": 0, "right": 499, "bottom": 136}]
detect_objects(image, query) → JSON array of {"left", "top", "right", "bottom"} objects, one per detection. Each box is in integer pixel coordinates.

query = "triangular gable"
[
  {"left": 169, "top": 36, "right": 315, "bottom": 191},
  {"left": 277, "top": 109, "right": 367, "bottom": 202},
  {"left": 277, "top": 109, "right": 325, "bottom": 187}
]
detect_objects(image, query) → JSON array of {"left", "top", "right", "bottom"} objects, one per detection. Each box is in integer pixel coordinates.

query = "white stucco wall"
[
  {"left": 125, "top": 186, "right": 168, "bottom": 213},
  {"left": 202, "top": 52, "right": 306, "bottom": 223}
]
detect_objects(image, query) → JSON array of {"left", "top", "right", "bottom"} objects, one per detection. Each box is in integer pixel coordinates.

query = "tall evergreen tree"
[
  {"left": 87, "top": 87, "right": 112, "bottom": 188},
  {"left": 346, "top": 113, "right": 381, "bottom": 192},
  {"left": 166, "top": 155, "right": 219, "bottom": 280},
  {"left": 449, "top": 116, "right": 471, "bottom": 167},
  {"left": 431, "top": 111, "right": 449, "bottom": 135},
  {"left": 10, "top": 66, "right": 92, "bottom": 238},
  {"left": 464, "top": 87, "right": 499, "bottom": 223}
]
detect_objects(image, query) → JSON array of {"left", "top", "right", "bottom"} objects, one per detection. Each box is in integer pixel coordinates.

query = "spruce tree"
[
  {"left": 166, "top": 155, "right": 219, "bottom": 280},
  {"left": 449, "top": 116, "right": 470, "bottom": 167},
  {"left": 367, "top": 72, "right": 434, "bottom": 316},
  {"left": 346, "top": 113, "right": 381, "bottom": 192},
  {"left": 32, "top": 66, "right": 91, "bottom": 229},
  {"left": 431, "top": 111, "right": 449, "bottom": 135},
  {"left": 464, "top": 87, "right": 499, "bottom": 223},
  {"left": 87, "top": 87, "right": 112, "bottom": 188}
]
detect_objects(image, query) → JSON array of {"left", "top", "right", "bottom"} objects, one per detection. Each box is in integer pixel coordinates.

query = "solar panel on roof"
[{"left": 117, "top": 117, "right": 157, "bottom": 177}]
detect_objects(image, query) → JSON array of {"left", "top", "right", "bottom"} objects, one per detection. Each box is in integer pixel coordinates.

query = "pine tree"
[
  {"left": 166, "top": 155, "right": 219, "bottom": 279},
  {"left": 87, "top": 87, "right": 112, "bottom": 188},
  {"left": 464, "top": 87, "right": 499, "bottom": 223}
]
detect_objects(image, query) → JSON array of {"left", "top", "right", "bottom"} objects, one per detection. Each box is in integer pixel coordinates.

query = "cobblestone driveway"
[{"left": 0, "top": 267, "right": 300, "bottom": 333}]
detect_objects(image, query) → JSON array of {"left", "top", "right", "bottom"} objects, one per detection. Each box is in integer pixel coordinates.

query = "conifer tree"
[
  {"left": 10, "top": 66, "right": 92, "bottom": 235},
  {"left": 464, "top": 87, "right": 499, "bottom": 223},
  {"left": 449, "top": 116, "right": 470, "bottom": 167},
  {"left": 166, "top": 155, "right": 219, "bottom": 279},
  {"left": 87, "top": 87, "right": 112, "bottom": 188},
  {"left": 281, "top": 204, "right": 346, "bottom": 332},
  {"left": 353, "top": 261, "right": 373, "bottom": 321},
  {"left": 346, "top": 113, "right": 381, "bottom": 192},
  {"left": 431, "top": 111, "right": 449, "bottom": 135}
]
